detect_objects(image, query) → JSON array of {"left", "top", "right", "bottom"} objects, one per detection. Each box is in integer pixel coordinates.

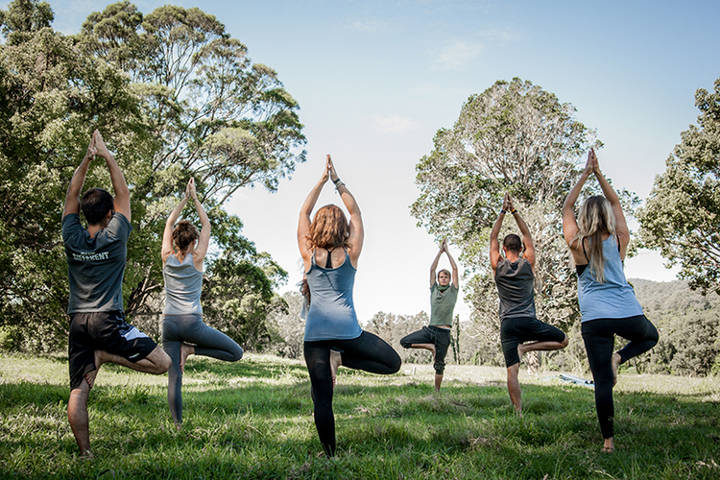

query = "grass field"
[{"left": 1, "top": 353, "right": 719, "bottom": 479}]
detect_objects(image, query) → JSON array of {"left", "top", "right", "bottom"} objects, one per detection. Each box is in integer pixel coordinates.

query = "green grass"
[{"left": 1, "top": 353, "right": 719, "bottom": 479}]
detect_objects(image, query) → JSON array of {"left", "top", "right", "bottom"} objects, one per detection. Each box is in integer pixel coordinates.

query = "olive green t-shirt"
[{"left": 429, "top": 283, "right": 458, "bottom": 326}]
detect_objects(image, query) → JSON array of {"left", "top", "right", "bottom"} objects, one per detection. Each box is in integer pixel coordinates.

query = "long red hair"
[
  {"left": 303, "top": 205, "right": 349, "bottom": 305},
  {"left": 307, "top": 204, "right": 350, "bottom": 249}
]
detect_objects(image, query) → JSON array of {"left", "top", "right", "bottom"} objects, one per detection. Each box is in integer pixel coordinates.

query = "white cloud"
[
  {"left": 432, "top": 40, "right": 483, "bottom": 71},
  {"left": 372, "top": 115, "right": 418, "bottom": 134}
]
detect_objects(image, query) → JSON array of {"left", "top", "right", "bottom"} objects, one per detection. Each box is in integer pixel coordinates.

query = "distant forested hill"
[
  {"left": 627, "top": 279, "right": 719, "bottom": 376},
  {"left": 631, "top": 279, "right": 720, "bottom": 314}
]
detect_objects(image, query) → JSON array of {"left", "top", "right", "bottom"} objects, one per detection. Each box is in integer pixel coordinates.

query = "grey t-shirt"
[
  {"left": 62, "top": 213, "right": 132, "bottom": 313},
  {"left": 430, "top": 283, "right": 458, "bottom": 326},
  {"left": 494, "top": 258, "right": 536, "bottom": 321}
]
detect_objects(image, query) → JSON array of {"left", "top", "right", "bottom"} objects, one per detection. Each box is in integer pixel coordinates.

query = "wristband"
[
  {"left": 332, "top": 177, "right": 342, "bottom": 185},
  {"left": 335, "top": 181, "right": 345, "bottom": 191},
  {"left": 510, "top": 208, "right": 517, "bottom": 215},
  {"left": 500, "top": 209, "right": 507, "bottom": 214}
]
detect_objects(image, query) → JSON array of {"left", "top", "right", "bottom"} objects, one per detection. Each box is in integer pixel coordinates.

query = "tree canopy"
[
  {"left": 639, "top": 77, "right": 720, "bottom": 295},
  {"left": 412, "top": 78, "right": 607, "bottom": 337},
  {"left": 0, "top": 0, "right": 305, "bottom": 350}
]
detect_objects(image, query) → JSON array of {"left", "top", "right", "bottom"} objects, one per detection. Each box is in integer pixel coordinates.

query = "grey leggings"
[{"left": 162, "top": 314, "right": 243, "bottom": 424}]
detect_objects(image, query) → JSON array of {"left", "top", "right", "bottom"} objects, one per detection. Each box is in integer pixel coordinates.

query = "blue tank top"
[
  {"left": 577, "top": 236, "right": 643, "bottom": 322},
  {"left": 304, "top": 250, "right": 362, "bottom": 341}
]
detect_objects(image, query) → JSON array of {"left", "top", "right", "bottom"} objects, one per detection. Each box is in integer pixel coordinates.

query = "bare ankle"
[{"left": 79, "top": 449, "right": 94, "bottom": 459}]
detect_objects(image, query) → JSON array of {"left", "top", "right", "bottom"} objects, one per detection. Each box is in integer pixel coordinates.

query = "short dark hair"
[
  {"left": 503, "top": 234, "right": 522, "bottom": 253},
  {"left": 80, "top": 188, "right": 114, "bottom": 225}
]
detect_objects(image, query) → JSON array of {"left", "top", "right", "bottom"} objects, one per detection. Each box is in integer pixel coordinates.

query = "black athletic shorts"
[
  {"left": 400, "top": 325, "right": 451, "bottom": 374},
  {"left": 68, "top": 311, "right": 157, "bottom": 390},
  {"left": 500, "top": 316, "right": 565, "bottom": 367}
]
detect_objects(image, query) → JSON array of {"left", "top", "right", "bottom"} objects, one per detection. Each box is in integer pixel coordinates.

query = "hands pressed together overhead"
[
  {"left": 439, "top": 238, "right": 449, "bottom": 253},
  {"left": 584, "top": 147, "right": 600, "bottom": 174},
  {"left": 503, "top": 193, "right": 515, "bottom": 212},
  {"left": 185, "top": 177, "right": 198, "bottom": 201},
  {"left": 83, "top": 130, "right": 111, "bottom": 161}
]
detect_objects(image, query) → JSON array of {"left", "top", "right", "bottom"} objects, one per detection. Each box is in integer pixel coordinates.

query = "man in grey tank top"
[{"left": 490, "top": 194, "right": 568, "bottom": 415}]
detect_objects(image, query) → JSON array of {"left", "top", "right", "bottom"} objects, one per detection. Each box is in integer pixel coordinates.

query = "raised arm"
[
  {"left": 443, "top": 240, "right": 459, "bottom": 288},
  {"left": 429, "top": 243, "right": 444, "bottom": 289},
  {"left": 328, "top": 156, "right": 364, "bottom": 265},
  {"left": 161, "top": 187, "right": 188, "bottom": 263},
  {"left": 562, "top": 150, "right": 594, "bottom": 248},
  {"left": 592, "top": 154, "right": 630, "bottom": 257},
  {"left": 93, "top": 130, "right": 130, "bottom": 222},
  {"left": 506, "top": 195, "right": 535, "bottom": 269},
  {"left": 188, "top": 178, "right": 211, "bottom": 261},
  {"left": 489, "top": 194, "right": 507, "bottom": 272},
  {"left": 63, "top": 136, "right": 96, "bottom": 218},
  {"left": 297, "top": 160, "right": 329, "bottom": 264}
]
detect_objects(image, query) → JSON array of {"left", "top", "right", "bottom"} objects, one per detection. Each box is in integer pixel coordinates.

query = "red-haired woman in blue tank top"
[{"left": 297, "top": 155, "right": 401, "bottom": 456}]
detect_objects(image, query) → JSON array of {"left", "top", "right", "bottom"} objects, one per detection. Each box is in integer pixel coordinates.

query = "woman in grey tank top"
[
  {"left": 161, "top": 178, "right": 243, "bottom": 429},
  {"left": 297, "top": 155, "right": 400, "bottom": 456},
  {"left": 563, "top": 149, "right": 658, "bottom": 453}
]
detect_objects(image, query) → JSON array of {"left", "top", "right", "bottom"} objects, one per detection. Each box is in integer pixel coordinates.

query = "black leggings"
[
  {"left": 303, "top": 331, "right": 401, "bottom": 456},
  {"left": 581, "top": 315, "right": 658, "bottom": 439}
]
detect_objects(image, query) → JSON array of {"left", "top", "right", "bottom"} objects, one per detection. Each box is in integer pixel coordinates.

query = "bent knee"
[
  {"left": 649, "top": 327, "right": 659, "bottom": 345},
  {"left": 399, "top": 339, "right": 412, "bottom": 349},
  {"left": 560, "top": 335, "right": 569, "bottom": 348},
  {"left": 155, "top": 351, "right": 171, "bottom": 374},
  {"left": 389, "top": 354, "right": 402, "bottom": 374},
  {"left": 231, "top": 346, "right": 244, "bottom": 362}
]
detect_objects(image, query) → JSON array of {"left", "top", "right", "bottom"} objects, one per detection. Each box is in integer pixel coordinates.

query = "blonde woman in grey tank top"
[{"left": 161, "top": 178, "right": 243, "bottom": 429}]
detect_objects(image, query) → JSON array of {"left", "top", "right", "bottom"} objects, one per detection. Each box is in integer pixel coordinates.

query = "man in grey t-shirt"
[
  {"left": 400, "top": 239, "right": 459, "bottom": 392},
  {"left": 490, "top": 194, "right": 568, "bottom": 415},
  {"left": 62, "top": 130, "right": 170, "bottom": 457}
]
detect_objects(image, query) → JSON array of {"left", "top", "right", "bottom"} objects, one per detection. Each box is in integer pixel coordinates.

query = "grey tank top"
[
  {"left": 163, "top": 252, "right": 203, "bottom": 315},
  {"left": 494, "top": 258, "right": 537, "bottom": 321}
]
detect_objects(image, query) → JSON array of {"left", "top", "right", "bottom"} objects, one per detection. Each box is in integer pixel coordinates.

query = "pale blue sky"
[{"left": 9, "top": 0, "right": 719, "bottom": 321}]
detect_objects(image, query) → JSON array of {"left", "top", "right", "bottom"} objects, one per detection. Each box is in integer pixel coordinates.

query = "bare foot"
[
  {"left": 180, "top": 344, "right": 195, "bottom": 373},
  {"left": 86, "top": 353, "right": 103, "bottom": 389},
  {"left": 79, "top": 449, "right": 94, "bottom": 459},
  {"left": 330, "top": 350, "right": 342, "bottom": 388},
  {"left": 83, "top": 370, "right": 98, "bottom": 389},
  {"left": 602, "top": 438, "right": 615, "bottom": 453},
  {"left": 611, "top": 353, "right": 622, "bottom": 386}
]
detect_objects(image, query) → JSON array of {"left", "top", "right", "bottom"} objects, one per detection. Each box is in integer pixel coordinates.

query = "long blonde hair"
[{"left": 574, "top": 195, "right": 616, "bottom": 283}]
